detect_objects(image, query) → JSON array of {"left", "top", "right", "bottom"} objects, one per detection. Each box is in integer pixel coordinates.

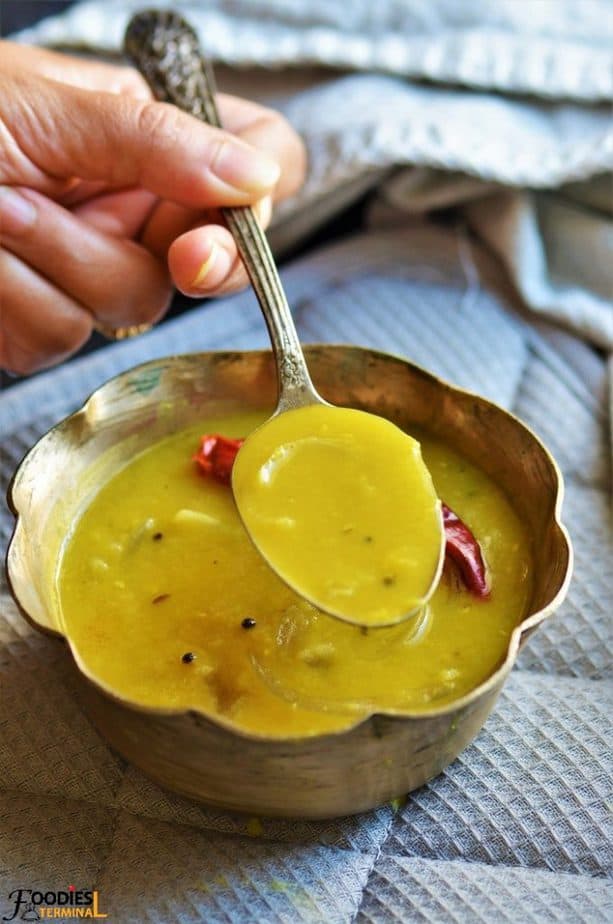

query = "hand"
[{"left": 0, "top": 42, "right": 306, "bottom": 373}]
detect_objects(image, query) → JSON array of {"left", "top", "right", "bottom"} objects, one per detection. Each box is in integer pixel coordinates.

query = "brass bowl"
[{"left": 6, "top": 347, "right": 572, "bottom": 818}]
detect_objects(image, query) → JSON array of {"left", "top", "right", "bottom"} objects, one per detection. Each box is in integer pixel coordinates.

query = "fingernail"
[
  {"left": 253, "top": 195, "right": 273, "bottom": 229},
  {"left": 190, "top": 242, "right": 233, "bottom": 290},
  {"left": 0, "top": 186, "right": 37, "bottom": 235},
  {"left": 191, "top": 242, "right": 219, "bottom": 288},
  {"left": 211, "top": 140, "right": 280, "bottom": 193}
]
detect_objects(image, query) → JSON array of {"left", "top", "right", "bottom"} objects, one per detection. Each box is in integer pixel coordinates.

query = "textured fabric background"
[{"left": 1, "top": 226, "right": 611, "bottom": 922}]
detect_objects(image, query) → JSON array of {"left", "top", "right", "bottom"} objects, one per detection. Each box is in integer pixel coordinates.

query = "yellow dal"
[
  {"left": 57, "top": 411, "right": 532, "bottom": 738},
  {"left": 232, "top": 405, "right": 444, "bottom": 627}
]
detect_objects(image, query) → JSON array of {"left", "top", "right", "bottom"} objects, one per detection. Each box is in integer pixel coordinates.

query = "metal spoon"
[
  {"left": 124, "top": 10, "right": 444, "bottom": 627},
  {"left": 124, "top": 9, "right": 316, "bottom": 412}
]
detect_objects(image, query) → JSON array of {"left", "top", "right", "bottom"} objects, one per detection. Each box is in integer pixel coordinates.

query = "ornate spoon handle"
[{"left": 124, "top": 9, "right": 318, "bottom": 411}]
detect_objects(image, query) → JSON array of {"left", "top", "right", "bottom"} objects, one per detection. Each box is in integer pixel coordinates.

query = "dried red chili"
[
  {"left": 442, "top": 503, "right": 489, "bottom": 598},
  {"left": 194, "top": 435, "right": 489, "bottom": 598},
  {"left": 193, "top": 434, "right": 244, "bottom": 485}
]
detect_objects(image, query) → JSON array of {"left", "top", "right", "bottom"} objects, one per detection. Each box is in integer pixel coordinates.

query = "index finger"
[
  {"left": 0, "top": 40, "right": 151, "bottom": 97},
  {"left": 3, "top": 72, "right": 281, "bottom": 207}
]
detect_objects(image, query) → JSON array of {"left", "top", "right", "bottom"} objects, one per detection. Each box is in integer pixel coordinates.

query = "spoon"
[{"left": 124, "top": 10, "right": 445, "bottom": 627}]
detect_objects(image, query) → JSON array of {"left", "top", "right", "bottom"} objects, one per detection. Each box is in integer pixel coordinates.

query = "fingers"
[
  {"left": 0, "top": 186, "right": 172, "bottom": 368},
  {"left": 217, "top": 94, "right": 307, "bottom": 201},
  {"left": 141, "top": 193, "right": 271, "bottom": 262},
  {"left": 0, "top": 43, "right": 308, "bottom": 375},
  {"left": 136, "top": 96, "right": 303, "bottom": 262},
  {"left": 0, "top": 44, "right": 307, "bottom": 203},
  {"left": 0, "top": 40, "right": 151, "bottom": 98},
  {"left": 73, "top": 187, "right": 158, "bottom": 239},
  {"left": 167, "top": 198, "right": 273, "bottom": 297},
  {"left": 0, "top": 248, "right": 92, "bottom": 375},
  {"left": 140, "top": 200, "right": 205, "bottom": 259},
  {"left": 2, "top": 72, "right": 281, "bottom": 207},
  {"left": 168, "top": 225, "right": 238, "bottom": 295}
]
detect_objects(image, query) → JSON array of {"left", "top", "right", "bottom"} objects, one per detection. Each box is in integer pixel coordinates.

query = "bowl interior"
[{"left": 7, "top": 345, "right": 570, "bottom": 652}]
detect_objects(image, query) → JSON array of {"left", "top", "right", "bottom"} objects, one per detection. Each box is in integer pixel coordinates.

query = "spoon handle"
[{"left": 124, "top": 9, "right": 317, "bottom": 410}]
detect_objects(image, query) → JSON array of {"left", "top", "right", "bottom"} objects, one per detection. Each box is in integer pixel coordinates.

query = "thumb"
[{"left": 2, "top": 71, "right": 281, "bottom": 207}]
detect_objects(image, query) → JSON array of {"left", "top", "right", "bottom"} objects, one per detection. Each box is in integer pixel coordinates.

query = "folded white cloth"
[{"left": 14, "top": 0, "right": 613, "bottom": 101}]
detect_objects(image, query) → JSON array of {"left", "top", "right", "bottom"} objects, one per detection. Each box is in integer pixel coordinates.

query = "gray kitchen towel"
[{"left": 1, "top": 226, "right": 611, "bottom": 922}]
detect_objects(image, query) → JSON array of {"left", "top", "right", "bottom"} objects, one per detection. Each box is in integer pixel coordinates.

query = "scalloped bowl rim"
[{"left": 5, "top": 346, "right": 574, "bottom": 742}]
